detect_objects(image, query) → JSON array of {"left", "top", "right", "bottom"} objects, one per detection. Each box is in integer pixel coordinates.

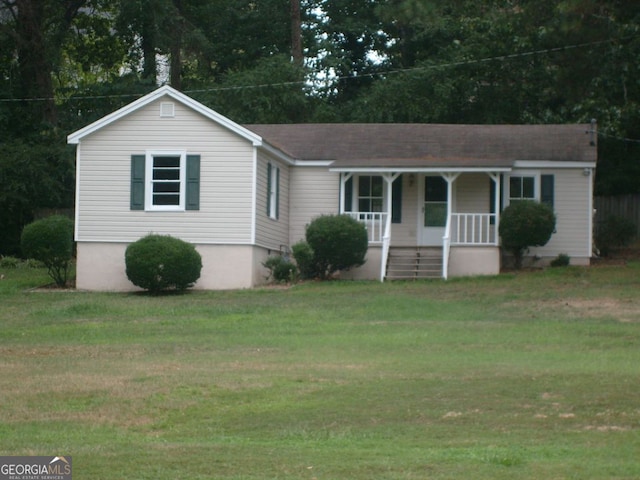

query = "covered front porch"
[{"left": 334, "top": 169, "right": 510, "bottom": 280}]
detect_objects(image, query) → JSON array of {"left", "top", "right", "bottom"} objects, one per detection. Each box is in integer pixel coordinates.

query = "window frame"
[
  {"left": 145, "top": 151, "right": 187, "bottom": 211},
  {"left": 505, "top": 172, "right": 540, "bottom": 206},
  {"left": 357, "top": 175, "right": 384, "bottom": 213},
  {"left": 267, "top": 163, "right": 280, "bottom": 220}
]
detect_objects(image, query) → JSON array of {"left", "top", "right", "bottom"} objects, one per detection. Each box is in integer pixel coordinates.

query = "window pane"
[
  {"left": 358, "top": 176, "right": 371, "bottom": 196},
  {"left": 153, "top": 194, "right": 180, "bottom": 205},
  {"left": 523, "top": 177, "right": 535, "bottom": 198},
  {"left": 371, "top": 198, "right": 383, "bottom": 212},
  {"left": 154, "top": 182, "right": 180, "bottom": 193},
  {"left": 153, "top": 169, "right": 180, "bottom": 180},
  {"left": 426, "top": 177, "right": 447, "bottom": 202},
  {"left": 371, "top": 176, "right": 383, "bottom": 196},
  {"left": 358, "top": 199, "right": 371, "bottom": 212},
  {"left": 509, "top": 177, "right": 522, "bottom": 198},
  {"left": 154, "top": 156, "right": 180, "bottom": 168},
  {"left": 425, "top": 203, "right": 447, "bottom": 227}
]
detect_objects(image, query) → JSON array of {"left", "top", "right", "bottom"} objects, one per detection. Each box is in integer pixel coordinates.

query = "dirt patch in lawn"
[{"left": 551, "top": 297, "right": 640, "bottom": 322}]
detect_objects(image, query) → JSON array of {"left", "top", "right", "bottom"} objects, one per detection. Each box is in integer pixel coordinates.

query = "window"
[
  {"left": 267, "top": 163, "right": 279, "bottom": 219},
  {"left": 358, "top": 175, "right": 383, "bottom": 212},
  {"left": 509, "top": 175, "right": 535, "bottom": 202},
  {"left": 505, "top": 173, "right": 554, "bottom": 207},
  {"left": 151, "top": 155, "right": 182, "bottom": 207},
  {"left": 130, "top": 153, "right": 200, "bottom": 211}
]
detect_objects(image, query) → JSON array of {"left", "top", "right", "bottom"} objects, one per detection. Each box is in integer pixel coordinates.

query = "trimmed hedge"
[
  {"left": 305, "top": 214, "right": 368, "bottom": 279},
  {"left": 20, "top": 215, "right": 74, "bottom": 287},
  {"left": 125, "top": 234, "right": 202, "bottom": 293},
  {"left": 499, "top": 200, "right": 556, "bottom": 269}
]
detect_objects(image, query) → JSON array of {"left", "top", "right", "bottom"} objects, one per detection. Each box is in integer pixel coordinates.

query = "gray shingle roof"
[{"left": 245, "top": 123, "right": 597, "bottom": 168}]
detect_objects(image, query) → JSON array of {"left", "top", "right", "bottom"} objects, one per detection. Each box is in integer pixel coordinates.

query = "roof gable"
[{"left": 67, "top": 85, "right": 262, "bottom": 146}]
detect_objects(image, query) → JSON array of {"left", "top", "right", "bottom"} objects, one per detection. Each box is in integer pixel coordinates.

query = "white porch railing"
[
  {"left": 449, "top": 213, "right": 498, "bottom": 245},
  {"left": 442, "top": 213, "right": 498, "bottom": 280},
  {"left": 347, "top": 212, "right": 497, "bottom": 281},
  {"left": 345, "top": 212, "right": 388, "bottom": 244}
]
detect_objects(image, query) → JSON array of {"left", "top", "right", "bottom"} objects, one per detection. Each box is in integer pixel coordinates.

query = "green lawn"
[{"left": 1, "top": 263, "right": 639, "bottom": 479}]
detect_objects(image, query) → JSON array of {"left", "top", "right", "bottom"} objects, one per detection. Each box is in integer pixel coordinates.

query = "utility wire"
[{"left": 0, "top": 37, "right": 623, "bottom": 103}]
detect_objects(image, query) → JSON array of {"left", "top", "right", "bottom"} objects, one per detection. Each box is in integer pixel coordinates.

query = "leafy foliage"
[
  {"left": 263, "top": 255, "right": 298, "bottom": 283},
  {"left": 291, "top": 241, "right": 317, "bottom": 280},
  {"left": 595, "top": 215, "right": 637, "bottom": 256},
  {"left": 125, "top": 234, "right": 202, "bottom": 293},
  {"left": 305, "top": 215, "right": 368, "bottom": 279},
  {"left": 550, "top": 253, "right": 571, "bottom": 267},
  {"left": 499, "top": 200, "right": 556, "bottom": 269},
  {"left": 20, "top": 215, "right": 74, "bottom": 287}
]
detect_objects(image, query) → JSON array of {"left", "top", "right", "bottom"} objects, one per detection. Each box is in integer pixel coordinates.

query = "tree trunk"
[
  {"left": 290, "top": 0, "right": 303, "bottom": 66},
  {"left": 170, "top": 0, "right": 183, "bottom": 89},
  {"left": 15, "top": 0, "right": 57, "bottom": 125}
]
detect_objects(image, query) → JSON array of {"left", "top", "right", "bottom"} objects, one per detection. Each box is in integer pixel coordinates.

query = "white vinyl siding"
[
  {"left": 529, "top": 169, "right": 592, "bottom": 259},
  {"left": 289, "top": 167, "right": 339, "bottom": 244},
  {"left": 455, "top": 173, "right": 491, "bottom": 213},
  {"left": 255, "top": 151, "right": 289, "bottom": 249},
  {"left": 76, "top": 98, "right": 254, "bottom": 244}
]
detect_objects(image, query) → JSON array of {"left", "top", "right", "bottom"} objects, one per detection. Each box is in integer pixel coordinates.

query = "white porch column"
[
  {"left": 440, "top": 172, "right": 460, "bottom": 220},
  {"left": 382, "top": 172, "right": 400, "bottom": 218}
]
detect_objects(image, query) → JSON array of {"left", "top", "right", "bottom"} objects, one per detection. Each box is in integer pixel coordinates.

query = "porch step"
[{"left": 385, "top": 247, "right": 443, "bottom": 280}]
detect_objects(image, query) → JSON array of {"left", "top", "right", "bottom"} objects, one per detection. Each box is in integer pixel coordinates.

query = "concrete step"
[{"left": 385, "top": 247, "right": 443, "bottom": 280}]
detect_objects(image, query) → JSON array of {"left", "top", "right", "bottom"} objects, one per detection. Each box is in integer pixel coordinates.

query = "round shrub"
[
  {"left": 21, "top": 215, "right": 74, "bottom": 287},
  {"left": 499, "top": 200, "right": 556, "bottom": 269},
  {"left": 125, "top": 234, "right": 202, "bottom": 293},
  {"left": 305, "top": 214, "right": 368, "bottom": 279}
]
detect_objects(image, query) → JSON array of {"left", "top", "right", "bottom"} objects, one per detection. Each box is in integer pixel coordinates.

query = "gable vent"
[{"left": 160, "top": 102, "right": 175, "bottom": 117}]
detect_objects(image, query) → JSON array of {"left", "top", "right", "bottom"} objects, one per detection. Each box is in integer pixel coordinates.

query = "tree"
[
  {"left": 499, "top": 200, "right": 556, "bottom": 269},
  {"left": 0, "top": 0, "right": 90, "bottom": 129}
]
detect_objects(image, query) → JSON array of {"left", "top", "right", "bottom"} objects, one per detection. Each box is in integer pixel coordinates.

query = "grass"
[{"left": 0, "top": 262, "right": 639, "bottom": 479}]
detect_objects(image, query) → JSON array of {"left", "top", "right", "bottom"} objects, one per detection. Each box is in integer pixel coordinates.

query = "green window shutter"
[
  {"left": 186, "top": 155, "right": 200, "bottom": 210},
  {"left": 275, "top": 167, "right": 280, "bottom": 220},
  {"left": 391, "top": 175, "right": 402, "bottom": 223},
  {"left": 541, "top": 174, "right": 554, "bottom": 207},
  {"left": 130, "top": 154, "right": 145, "bottom": 210},
  {"left": 343, "top": 177, "right": 353, "bottom": 212}
]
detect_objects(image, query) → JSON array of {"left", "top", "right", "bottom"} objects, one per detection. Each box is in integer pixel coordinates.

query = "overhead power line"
[{"left": 0, "top": 37, "right": 625, "bottom": 103}]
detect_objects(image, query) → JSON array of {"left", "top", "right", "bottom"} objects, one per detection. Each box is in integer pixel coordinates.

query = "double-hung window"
[
  {"left": 508, "top": 175, "right": 536, "bottom": 203},
  {"left": 506, "top": 173, "right": 554, "bottom": 207},
  {"left": 358, "top": 175, "right": 383, "bottom": 212},
  {"left": 130, "top": 152, "right": 200, "bottom": 211},
  {"left": 150, "top": 154, "right": 183, "bottom": 208},
  {"left": 267, "top": 163, "right": 279, "bottom": 220}
]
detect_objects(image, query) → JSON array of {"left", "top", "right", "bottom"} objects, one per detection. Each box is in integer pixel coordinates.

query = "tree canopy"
[{"left": 1, "top": 0, "right": 639, "bottom": 254}]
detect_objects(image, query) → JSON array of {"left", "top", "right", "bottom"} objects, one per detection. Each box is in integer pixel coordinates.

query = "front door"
[{"left": 420, "top": 175, "right": 448, "bottom": 245}]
